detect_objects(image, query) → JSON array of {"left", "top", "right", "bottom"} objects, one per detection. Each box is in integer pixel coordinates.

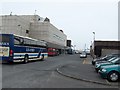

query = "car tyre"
[{"left": 107, "top": 71, "right": 119, "bottom": 82}]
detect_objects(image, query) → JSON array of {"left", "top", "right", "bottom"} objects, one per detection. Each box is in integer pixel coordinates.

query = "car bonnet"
[{"left": 101, "top": 64, "right": 120, "bottom": 69}]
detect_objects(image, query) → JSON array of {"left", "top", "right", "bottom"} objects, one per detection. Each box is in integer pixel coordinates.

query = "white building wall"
[
  {"left": 48, "top": 23, "right": 67, "bottom": 46},
  {"left": 29, "top": 22, "right": 67, "bottom": 47},
  {"left": 101, "top": 49, "right": 120, "bottom": 57},
  {"left": 0, "top": 15, "right": 30, "bottom": 36},
  {"left": 29, "top": 22, "right": 49, "bottom": 41},
  {"left": 0, "top": 15, "right": 67, "bottom": 47},
  {"left": 19, "top": 15, "right": 40, "bottom": 22},
  {"left": 0, "top": 16, "right": 2, "bottom": 34}
]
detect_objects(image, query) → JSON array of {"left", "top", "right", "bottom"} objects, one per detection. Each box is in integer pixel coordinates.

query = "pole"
[{"left": 93, "top": 32, "right": 95, "bottom": 41}]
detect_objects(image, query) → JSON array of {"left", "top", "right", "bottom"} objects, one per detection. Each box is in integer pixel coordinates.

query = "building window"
[{"left": 26, "top": 30, "right": 29, "bottom": 34}]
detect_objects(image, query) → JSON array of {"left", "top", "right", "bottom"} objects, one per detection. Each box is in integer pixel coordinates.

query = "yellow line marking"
[
  {"left": 83, "top": 59, "right": 86, "bottom": 64},
  {"left": 83, "top": 59, "right": 91, "bottom": 64}
]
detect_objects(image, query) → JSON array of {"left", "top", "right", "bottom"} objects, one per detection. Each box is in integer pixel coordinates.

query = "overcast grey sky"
[{"left": 0, "top": 0, "right": 119, "bottom": 50}]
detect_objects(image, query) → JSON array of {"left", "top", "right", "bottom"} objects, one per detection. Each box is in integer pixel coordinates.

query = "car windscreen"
[
  {"left": 81, "top": 52, "right": 86, "bottom": 55},
  {"left": 101, "top": 56, "right": 108, "bottom": 59},
  {"left": 110, "top": 58, "right": 120, "bottom": 63},
  {"left": 105, "top": 55, "right": 115, "bottom": 60},
  {"left": 108, "top": 57, "right": 117, "bottom": 62}
]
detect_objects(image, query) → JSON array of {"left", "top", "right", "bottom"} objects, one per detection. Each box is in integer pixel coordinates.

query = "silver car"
[{"left": 80, "top": 52, "right": 87, "bottom": 58}]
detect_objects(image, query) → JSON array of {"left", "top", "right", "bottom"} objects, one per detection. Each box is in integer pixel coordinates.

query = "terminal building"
[
  {"left": 0, "top": 15, "right": 67, "bottom": 53},
  {"left": 0, "top": 15, "right": 30, "bottom": 37}
]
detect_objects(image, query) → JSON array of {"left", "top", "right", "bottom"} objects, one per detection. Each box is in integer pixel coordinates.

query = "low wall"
[{"left": 101, "top": 49, "right": 120, "bottom": 57}]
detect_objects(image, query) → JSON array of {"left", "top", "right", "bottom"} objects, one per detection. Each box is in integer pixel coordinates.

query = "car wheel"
[{"left": 107, "top": 71, "right": 119, "bottom": 82}]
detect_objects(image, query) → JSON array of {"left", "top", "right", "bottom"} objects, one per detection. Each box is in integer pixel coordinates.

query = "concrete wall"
[
  {"left": 0, "top": 16, "right": 2, "bottom": 34},
  {"left": 0, "top": 15, "right": 30, "bottom": 36},
  {"left": 101, "top": 49, "right": 120, "bottom": 57},
  {"left": 0, "top": 15, "right": 67, "bottom": 48},
  {"left": 19, "top": 15, "right": 44, "bottom": 22},
  {"left": 48, "top": 23, "right": 67, "bottom": 46},
  {"left": 29, "top": 22, "right": 49, "bottom": 42},
  {"left": 29, "top": 22, "right": 67, "bottom": 47}
]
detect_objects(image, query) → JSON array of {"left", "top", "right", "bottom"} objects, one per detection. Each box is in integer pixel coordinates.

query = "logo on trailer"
[
  {"left": 26, "top": 48, "right": 35, "bottom": 52},
  {"left": 0, "top": 42, "right": 9, "bottom": 46}
]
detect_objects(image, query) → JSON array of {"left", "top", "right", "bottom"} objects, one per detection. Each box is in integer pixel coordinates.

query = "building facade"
[
  {"left": 0, "top": 15, "right": 67, "bottom": 49},
  {"left": 0, "top": 15, "right": 30, "bottom": 36},
  {"left": 30, "top": 22, "right": 67, "bottom": 47},
  {"left": 91, "top": 41, "right": 120, "bottom": 57}
]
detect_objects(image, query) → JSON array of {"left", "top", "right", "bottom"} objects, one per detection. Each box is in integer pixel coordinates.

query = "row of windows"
[
  {"left": 14, "top": 36, "right": 47, "bottom": 47},
  {"left": 53, "top": 34, "right": 65, "bottom": 42}
]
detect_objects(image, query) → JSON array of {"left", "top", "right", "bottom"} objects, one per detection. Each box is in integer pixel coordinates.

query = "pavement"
[{"left": 56, "top": 55, "right": 119, "bottom": 87}]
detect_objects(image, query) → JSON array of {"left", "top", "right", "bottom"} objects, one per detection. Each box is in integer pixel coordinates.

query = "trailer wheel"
[
  {"left": 41, "top": 55, "right": 44, "bottom": 61},
  {"left": 24, "top": 55, "right": 28, "bottom": 64}
]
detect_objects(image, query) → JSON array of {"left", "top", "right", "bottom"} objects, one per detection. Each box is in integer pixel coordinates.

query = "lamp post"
[
  {"left": 93, "top": 32, "right": 95, "bottom": 41},
  {"left": 92, "top": 32, "right": 96, "bottom": 58},
  {"left": 73, "top": 45, "right": 76, "bottom": 53},
  {"left": 84, "top": 44, "right": 86, "bottom": 52}
]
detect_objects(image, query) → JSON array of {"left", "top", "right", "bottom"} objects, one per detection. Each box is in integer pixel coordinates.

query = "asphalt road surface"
[{"left": 2, "top": 54, "right": 120, "bottom": 88}]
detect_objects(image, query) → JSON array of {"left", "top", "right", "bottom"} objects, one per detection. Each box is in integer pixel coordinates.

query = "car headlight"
[
  {"left": 101, "top": 68, "right": 107, "bottom": 72},
  {"left": 96, "top": 63, "right": 98, "bottom": 66},
  {"left": 93, "top": 59, "right": 96, "bottom": 61}
]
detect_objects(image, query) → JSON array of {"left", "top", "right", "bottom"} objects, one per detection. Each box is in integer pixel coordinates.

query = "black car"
[{"left": 92, "top": 54, "right": 120, "bottom": 65}]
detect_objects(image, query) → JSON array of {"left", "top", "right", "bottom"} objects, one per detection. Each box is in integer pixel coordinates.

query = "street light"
[
  {"left": 93, "top": 32, "right": 95, "bottom": 41},
  {"left": 84, "top": 44, "right": 86, "bottom": 51},
  {"left": 73, "top": 45, "right": 76, "bottom": 51},
  {"left": 92, "top": 32, "right": 96, "bottom": 58}
]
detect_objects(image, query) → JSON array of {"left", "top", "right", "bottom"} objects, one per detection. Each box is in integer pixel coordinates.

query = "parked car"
[
  {"left": 75, "top": 50, "right": 80, "bottom": 54},
  {"left": 95, "top": 57, "right": 120, "bottom": 72},
  {"left": 95, "top": 56, "right": 117, "bottom": 65},
  {"left": 80, "top": 52, "right": 87, "bottom": 58},
  {"left": 92, "top": 54, "right": 119, "bottom": 65},
  {"left": 99, "top": 64, "right": 120, "bottom": 82}
]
